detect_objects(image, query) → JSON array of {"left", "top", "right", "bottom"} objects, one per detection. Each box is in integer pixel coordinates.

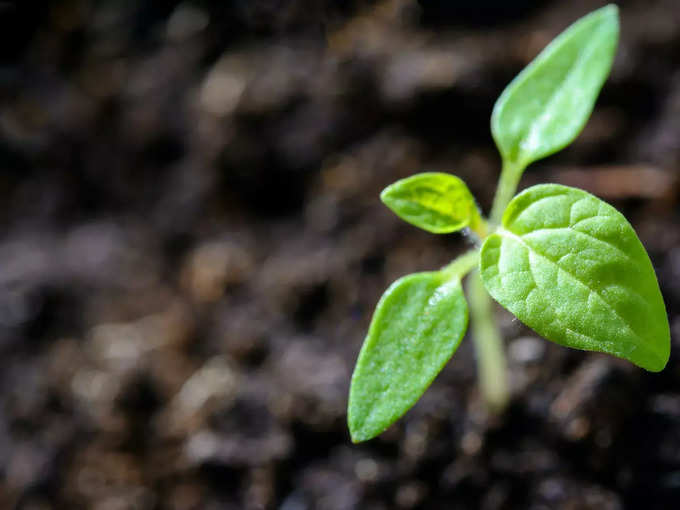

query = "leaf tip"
[
  {"left": 641, "top": 343, "right": 670, "bottom": 373},
  {"left": 588, "top": 3, "right": 618, "bottom": 23},
  {"left": 595, "top": 4, "right": 620, "bottom": 33},
  {"left": 379, "top": 184, "right": 395, "bottom": 207},
  {"left": 349, "top": 430, "right": 367, "bottom": 444},
  {"left": 602, "top": 3, "right": 619, "bottom": 16},
  {"left": 347, "top": 393, "right": 374, "bottom": 443},
  {"left": 347, "top": 415, "right": 374, "bottom": 444}
]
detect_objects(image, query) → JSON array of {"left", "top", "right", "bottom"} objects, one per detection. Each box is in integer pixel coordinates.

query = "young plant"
[{"left": 348, "top": 5, "right": 670, "bottom": 443}]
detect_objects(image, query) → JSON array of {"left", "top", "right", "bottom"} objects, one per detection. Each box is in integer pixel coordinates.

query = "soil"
[{"left": 1, "top": 0, "right": 680, "bottom": 509}]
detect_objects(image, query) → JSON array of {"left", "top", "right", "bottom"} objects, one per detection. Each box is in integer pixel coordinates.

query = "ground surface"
[{"left": 1, "top": 0, "right": 680, "bottom": 509}]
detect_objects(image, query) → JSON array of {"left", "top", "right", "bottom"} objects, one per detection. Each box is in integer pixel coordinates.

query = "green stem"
[
  {"left": 489, "top": 160, "right": 525, "bottom": 225},
  {"left": 467, "top": 159, "right": 525, "bottom": 412},
  {"left": 440, "top": 250, "right": 479, "bottom": 281},
  {"left": 444, "top": 159, "right": 525, "bottom": 412},
  {"left": 468, "top": 270, "right": 509, "bottom": 412}
]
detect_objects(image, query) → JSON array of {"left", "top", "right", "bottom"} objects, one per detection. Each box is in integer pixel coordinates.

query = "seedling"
[{"left": 348, "top": 5, "right": 670, "bottom": 443}]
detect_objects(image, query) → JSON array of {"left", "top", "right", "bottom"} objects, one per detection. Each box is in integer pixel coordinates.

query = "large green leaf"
[
  {"left": 348, "top": 271, "right": 468, "bottom": 442},
  {"left": 480, "top": 184, "right": 669, "bottom": 372},
  {"left": 492, "top": 5, "right": 619, "bottom": 168},
  {"left": 380, "top": 172, "right": 482, "bottom": 234}
]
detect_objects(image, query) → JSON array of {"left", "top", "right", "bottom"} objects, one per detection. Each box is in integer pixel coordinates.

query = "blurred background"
[{"left": 1, "top": 0, "right": 680, "bottom": 508}]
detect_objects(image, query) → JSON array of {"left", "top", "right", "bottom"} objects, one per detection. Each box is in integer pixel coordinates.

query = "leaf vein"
[{"left": 523, "top": 226, "right": 633, "bottom": 263}]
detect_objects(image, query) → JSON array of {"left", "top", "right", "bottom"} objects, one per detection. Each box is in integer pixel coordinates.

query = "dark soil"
[{"left": 2, "top": 0, "right": 680, "bottom": 509}]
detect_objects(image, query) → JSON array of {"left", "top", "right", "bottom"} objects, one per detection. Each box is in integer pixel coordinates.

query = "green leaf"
[
  {"left": 380, "top": 172, "right": 482, "bottom": 234},
  {"left": 348, "top": 271, "right": 468, "bottom": 442},
  {"left": 491, "top": 5, "right": 619, "bottom": 168},
  {"left": 480, "top": 184, "right": 670, "bottom": 372}
]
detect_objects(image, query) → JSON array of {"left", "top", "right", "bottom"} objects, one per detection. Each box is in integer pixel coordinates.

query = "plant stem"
[
  {"left": 467, "top": 269, "right": 509, "bottom": 412},
  {"left": 441, "top": 250, "right": 479, "bottom": 281},
  {"left": 467, "top": 159, "right": 525, "bottom": 412},
  {"left": 489, "top": 160, "right": 525, "bottom": 225},
  {"left": 444, "top": 251, "right": 509, "bottom": 410}
]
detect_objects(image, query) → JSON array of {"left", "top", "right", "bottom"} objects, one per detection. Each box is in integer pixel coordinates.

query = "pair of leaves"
[
  {"left": 349, "top": 4, "right": 670, "bottom": 443},
  {"left": 350, "top": 173, "right": 480, "bottom": 442}
]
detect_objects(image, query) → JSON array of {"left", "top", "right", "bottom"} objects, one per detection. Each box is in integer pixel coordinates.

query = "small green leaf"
[
  {"left": 348, "top": 271, "right": 468, "bottom": 442},
  {"left": 480, "top": 184, "right": 670, "bottom": 372},
  {"left": 492, "top": 5, "right": 619, "bottom": 168},
  {"left": 380, "top": 172, "right": 482, "bottom": 234}
]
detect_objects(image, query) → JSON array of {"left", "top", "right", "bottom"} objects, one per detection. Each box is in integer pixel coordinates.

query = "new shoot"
[{"left": 347, "top": 5, "right": 670, "bottom": 443}]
